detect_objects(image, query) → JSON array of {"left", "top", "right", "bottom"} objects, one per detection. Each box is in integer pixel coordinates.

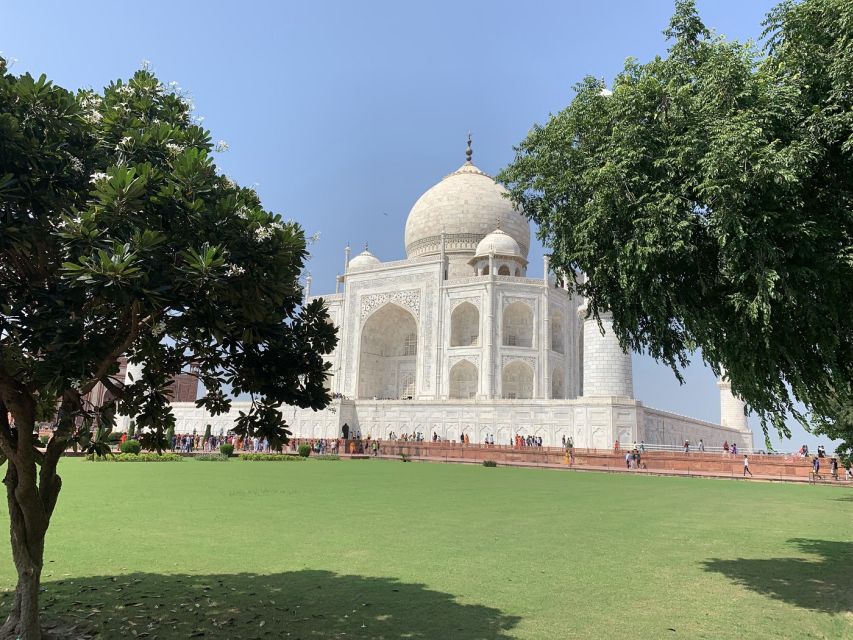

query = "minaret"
[
  {"left": 718, "top": 367, "right": 753, "bottom": 451},
  {"left": 578, "top": 279, "right": 633, "bottom": 398},
  {"left": 304, "top": 273, "right": 312, "bottom": 302},
  {"left": 343, "top": 243, "right": 351, "bottom": 272}
]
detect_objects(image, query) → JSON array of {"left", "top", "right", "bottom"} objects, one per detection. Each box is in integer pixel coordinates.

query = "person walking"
[
  {"left": 698, "top": 439, "right": 705, "bottom": 452},
  {"left": 743, "top": 454, "right": 753, "bottom": 477},
  {"left": 812, "top": 455, "right": 822, "bottom": 481}
]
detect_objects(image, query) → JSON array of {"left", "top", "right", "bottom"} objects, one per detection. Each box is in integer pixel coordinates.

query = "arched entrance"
[
  {"left": 450, "top": 302, "right": 480, "bottom": 346},
  {"left": 449, "top": 360, "right": 478, "bottom": 399},
  {"left": 357, "top": 303, "right": 418, "bottom": 399},
  {"left": 501, "top": 360, "right": 533, "bottom": 399},
  {"left": 503, "top": 302, "right": 533, "bottom": 347}
]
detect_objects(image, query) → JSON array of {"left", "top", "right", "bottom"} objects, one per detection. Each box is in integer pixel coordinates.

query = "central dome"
[{"left": 404, "top": 158, "right": 529, "bottom": 259}]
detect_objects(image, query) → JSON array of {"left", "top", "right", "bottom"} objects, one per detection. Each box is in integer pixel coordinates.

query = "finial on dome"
[
  {"left": 495, "top": 216, "right": 501, "bottom": 231},
  {"left": 465, "top": 131, "right": 472, "bottom": 164},
  {"left": 363, "top": 241, "right": 369, "bottom": 252}
]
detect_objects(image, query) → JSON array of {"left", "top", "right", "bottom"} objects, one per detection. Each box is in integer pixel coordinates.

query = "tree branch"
[{"left": 78, "top": 300, "right": 141, "bottom": 397}]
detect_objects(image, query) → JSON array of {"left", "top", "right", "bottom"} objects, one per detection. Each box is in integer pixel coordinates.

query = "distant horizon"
[{"left": 1, "top": 0, "right": 839, "bottom": 453}]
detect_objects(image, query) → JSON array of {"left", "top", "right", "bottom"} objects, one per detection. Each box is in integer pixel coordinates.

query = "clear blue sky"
[{"left": 2, "top": 0, "right": 837, "bottom": 452}]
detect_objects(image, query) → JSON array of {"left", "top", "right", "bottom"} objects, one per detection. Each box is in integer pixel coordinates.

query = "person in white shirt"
[{"left": 743, "top": 454, "right": 753, "bottom": 477}]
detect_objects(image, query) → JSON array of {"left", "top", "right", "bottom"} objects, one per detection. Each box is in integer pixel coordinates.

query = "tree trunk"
[{"left": 1, "top": 463, "right": 48, "bottom": 640}]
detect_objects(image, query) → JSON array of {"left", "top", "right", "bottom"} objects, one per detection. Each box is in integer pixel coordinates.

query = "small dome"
[
  {"left": 474, "top": 228, "right": 522, "bottom": 258},
  {"left": 348, "top": 249, "right": 381, "bottom": 272}
]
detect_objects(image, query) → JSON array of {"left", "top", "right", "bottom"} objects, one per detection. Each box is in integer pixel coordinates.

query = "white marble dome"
[
  {"left": 404, "top": 161, "right": 530, "bottom": 259},
  {"left": 347, "top": 249, "right": 381, "bottom": 271},
  {"left": 474, "top": 228, "right": 522, "bottom": 258}
]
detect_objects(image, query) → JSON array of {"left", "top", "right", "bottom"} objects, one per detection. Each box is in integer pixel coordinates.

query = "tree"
[
  {"left": 0, "top": 60, "right": 337, "bottom": 638},
  {"left": 498, "top": 0, "right": 852, "bottom": 453}
]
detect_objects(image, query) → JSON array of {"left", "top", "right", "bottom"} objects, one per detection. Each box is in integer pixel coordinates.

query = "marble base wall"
[{"left": 169, "top": 398, "right": 751, "bottom": 451}]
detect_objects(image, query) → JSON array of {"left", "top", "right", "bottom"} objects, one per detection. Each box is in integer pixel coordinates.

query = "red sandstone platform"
[{"left": 338, "top": 441, "right": 852, "bottom": 486}]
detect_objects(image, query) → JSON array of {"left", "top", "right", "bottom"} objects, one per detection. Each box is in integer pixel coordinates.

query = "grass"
[{"left": 0, "top": 458, "right": 850, "bottom": 639}]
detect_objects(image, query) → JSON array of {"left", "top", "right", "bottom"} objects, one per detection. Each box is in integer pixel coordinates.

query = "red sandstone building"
[{"left": 83, "top": 356, "right": 199, "bottom": 410}]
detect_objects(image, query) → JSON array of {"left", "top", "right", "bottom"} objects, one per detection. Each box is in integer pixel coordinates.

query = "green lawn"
[{"left": 0, "top": 458, "right": 850, "bottom": 639}]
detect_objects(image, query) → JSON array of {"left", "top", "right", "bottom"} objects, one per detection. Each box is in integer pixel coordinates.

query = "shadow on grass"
[
  {"left": 702, "top": 539, "right": 853, "bottom": 614},
  {"left": 2, "top": 570, "right": 520, "bottom": 639}
]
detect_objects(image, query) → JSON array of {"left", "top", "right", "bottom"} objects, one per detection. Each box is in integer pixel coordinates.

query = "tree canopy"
[
  {"left": 498, "top": 0, "right": 852, "bottom": 454},
  {"left": 0, "top": 59, "right": 336, "bottom": 637}
]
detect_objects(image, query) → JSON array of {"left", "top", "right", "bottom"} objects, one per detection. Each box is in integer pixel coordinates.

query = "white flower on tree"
[{"left": 254, "top": 226, "right": 273, "bottom": 242}]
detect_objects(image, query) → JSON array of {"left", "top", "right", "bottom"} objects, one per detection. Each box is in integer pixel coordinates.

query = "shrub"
[
  {"left": 220, "top": 443, "right": 235, "bottom": 457},
  {"left": 204, "top": 424, "right": 212, "bottom": 440},
  {"left": 87, "top": 453, "right": 183, "bottom": 462},
  {"left": 400, "top": 453, "right": 410, "bottom": 462},
  {"left": 127, "top": 421, "right": 135, "bottom": 438},
  {"left": 195, "top": 453, "right": 229, "bottom": 462},
  {"left": 483, "top": 460, "right": 498, "bottom": 467},
  {"left": 107, "top": 431, "right": 123, "bottom": 443},
  {"left": 297, "top": 444, "right": 311, "bottom": 458},
  {"left": 39, "top": 435, "right": 50, "bottom": 446},
  {"left": 120, "top": 439, "right": 142, "bottom": 455},
  {"left": 239, "top": 453, "right": 305, "bottom": 462},
  {"left": 313, "top": 454, "right": 340, "bottom": 461}
]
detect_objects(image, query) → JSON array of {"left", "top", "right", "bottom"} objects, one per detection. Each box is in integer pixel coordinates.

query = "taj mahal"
[{"left": 166, "top": 139, "right": 755, "bottom": 452}]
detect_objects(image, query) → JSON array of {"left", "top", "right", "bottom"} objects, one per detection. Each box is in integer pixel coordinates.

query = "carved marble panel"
[
  {"left": 360, "top": 289, "right": 421, "bottom": 320},
  {"left": 450, "top": 297, "right": 481, "bottom": 312},
  {"left": 501, "top": 355, "right": 537, "bottom": 369},
  {"left": 449, "top": 355, "right": 480, "bottom": 368},
  {"left": 502, "top": 295, "right": 536, "bottom": 310}
]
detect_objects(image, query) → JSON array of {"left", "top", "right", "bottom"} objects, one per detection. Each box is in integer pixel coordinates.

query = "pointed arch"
[
  {"left": 357, "top": 303, "right": 418, "bottom": 399},
  {"left": 550, "top": 312, "right": 564, "bottom": 353},
  {"left": 449, "top": 359, "right": 478, "bottom": 399},
  {"left": 501, "top": 360, "right": 534, "bottom": 399},
  {"left": 502, "top": 301, "right": 533, "bottom": 347},
  {"left": 450, "top": 302, "right": 480, "bottom": 347}
]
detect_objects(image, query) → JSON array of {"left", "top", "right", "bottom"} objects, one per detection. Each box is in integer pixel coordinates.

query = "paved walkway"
[{"left": 357, "top": 452, "right": 853, "bottom": 486}]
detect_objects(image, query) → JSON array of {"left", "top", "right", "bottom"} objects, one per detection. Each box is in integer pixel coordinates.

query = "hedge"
[
  {"left": 239, "top": 453, "right": 305, "bottom": 462},
  {"left": 119, "top": 439, "right": 142, "bottom": 455},
  {"left": 87, "top": 453, "right": 183, "bottom": 462},
  {"left": 195, "top": 454, "right": 230, "bottom": 462}
]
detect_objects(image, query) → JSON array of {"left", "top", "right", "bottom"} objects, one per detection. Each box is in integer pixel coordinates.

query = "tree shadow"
[
  {"left": 702, "top": 539, "right": 853, "bottom": 614},
  {"left": 1, "top": 570, "right": 520, "bottom": 639}
]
